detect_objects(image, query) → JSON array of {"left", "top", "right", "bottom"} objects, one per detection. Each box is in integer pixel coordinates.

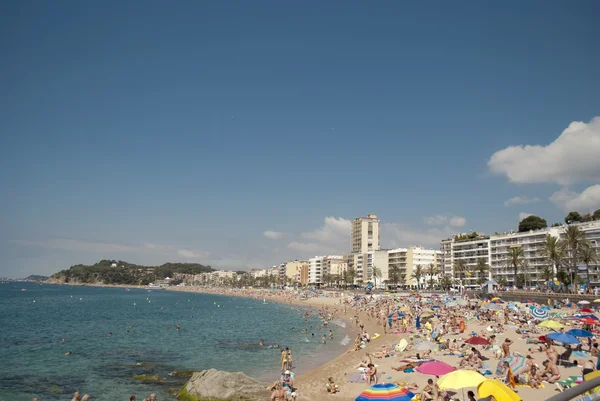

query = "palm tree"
[
  {"left": 540, "top": 235, "right": 565, "bottom": 281},
  {"left": 388, "top": 265, "right": 401, "bottom": 288},
  {"left": 344, "top": 267, "right": 357, "bottom": 288},
  {"left": 371, "top": 266, "right": 382, "bottom": 289},
  {"left": 497, "top": 276, "right": 508, "bottom": 287},
  {"left": 561, "top": 225, "right": 592, "bottom": 291},
  {"left": 503, "top": 246, "right": 527, "bottom": 287},
  {"left": 540, "top": 265, "right": 553, "bottom": 282},
  {"left": 475, "top": 258, "right": 490, "bottom": 285},
  {"left": 439, "top": 275, "right": 453, "bottom": 291},
  {"left": 426, "top": 263, "right": 439, "bottom": 289},
  {"left": 411, "top": 265, "right": 424, "bottom": 289},
  {"left": 580, "top": 246, "right": 600, "bottom": 286},
  {"left": 321, "top": 273, "right": 331, "bottom": 288},
  {"left": 454, "top": 259, "right": 467, "bottom": 288}
]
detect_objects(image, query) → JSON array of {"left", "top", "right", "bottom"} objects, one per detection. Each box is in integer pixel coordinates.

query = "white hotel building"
[{"left": 441, "top": 220, "right": 600, "bottom": 287}]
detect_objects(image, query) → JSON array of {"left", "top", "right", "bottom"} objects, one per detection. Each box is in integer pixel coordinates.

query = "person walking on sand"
[
  {"left": 502, "top": 338, "right": 513, "bottom": 358},
  {"left": 286, "top": 348, "right": 293, "bottom": 371},
  {"left": 280, "top": 348, "right": 287, "bottom": 372}
]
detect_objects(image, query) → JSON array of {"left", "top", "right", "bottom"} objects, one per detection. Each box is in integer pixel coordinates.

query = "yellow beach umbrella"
[
  {"left": 438, "top": 370, "right": 486, "bottom": 390},
  {"left": 594, "top": 299, "right": 600, "bottom": 303},
  {"left": 478, "top": 379, "right": 521, "bottom": 401},
  {"left": 491, "top": 297, "right": 501, "bottom": 301},
  {"left": 538, "top": 320, "right": 564, "bottom": 329}
]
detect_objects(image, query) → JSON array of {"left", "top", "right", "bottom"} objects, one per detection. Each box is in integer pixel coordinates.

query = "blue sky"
[{"left": 1, "top": 1, "right": 599, "bottom": 276}]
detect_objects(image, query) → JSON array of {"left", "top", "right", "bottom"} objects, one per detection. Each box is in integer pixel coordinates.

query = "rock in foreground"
[{"left": 178, "top": 369, "right": 270, "bottom": 401}]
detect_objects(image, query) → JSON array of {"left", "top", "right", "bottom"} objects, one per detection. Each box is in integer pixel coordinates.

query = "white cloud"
[
  {"left": 550, "top": 185, "right": 600, "bottom": 212},
  {"left": 504, "top": 196, "right": 541, "bottom": 207},
  {"left": 424, "top": 215, "right": 466, "bottom": 227},
  {"left": 488, "top": 116, "right": 600, "bottom": 185},
  {"left": 381, "top": 223, "right": 456, "bottom": 249},
  {"left": 519, "top": 213, "right": 534, "bottom": 222},
  {"left": 424, "top": 215, "right": 448, "bottom": 225},
  {"left": 263, "top": 230, "right": 284, "bottom": 240},
  {"left": 177, "top": 249, "right": 208, "bottom": 259},
  {"left": 287, "top": 241, "right": 323, "bottom": 253},
  {"left": 300, "top": 217, "right": 351, "bottom": 242},
  {"left": 449, "top": 216, "right": 466, "bottom": 227},
  {"left": 14, "top": 238, "right": 209, "bottom": 261}
]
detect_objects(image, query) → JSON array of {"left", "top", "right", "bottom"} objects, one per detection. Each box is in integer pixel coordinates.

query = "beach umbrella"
[
  {"left": 483, "top": 281, "right": 498, "bottom": 286},
  {"left": 420, "top": 312, "right": 434, "bottom": 318},
  {"left": 538, "top": 320, "right": 564, "bottom": 329},
  {"left": 579, "top": 300, "right": 591, "bottom": 304},
  {"left": 490, "top": 299, "right": 504, "bottom": 304},
  {"left": 496, "top": 355, "right": 528, "bottom": 376},
  {"left": 457, "top": 300, "right": 468, "bottom": 306},
  {"left": 432, "top": 305, "right": 440, "bottom": 309},
  {"left": 465, "top": 336, "right": 490, "bottom": 345},
  {"left": 484, "top": 304, "right": 503, "bottom": 311},
  {"left": 414, "top": 341, "right": 437, "bottom": 351},
  {"left": 581, "top": 318, "right": 599, "bottom": 325},
  {"left": 566, "top": 328, "right": 593, "bottom": 338},
  {"left": 477, "top": 379, "right": 521, "bottom": 401},
  {"left": 445, "top": 301, "right": 457, "bottom": 307},
  {"left": 579, "top": 314, "right": 599, "bottom": 320},
  {"left": 355, "top": 383, "right": 415, "bottom": 401},
  {"left": 491, "top": 297, "right": 501, "bottom": 301},
  {"left": 594, "top": 299, "right": 600, "bottom": 303},
  {"left": 530, "top": 308, "right": 549, "bottom": 320},
  {"left": 547, "top": 332, "right": 580, "bottom": 345},
  {"left": 438, "top": 370, "right": 486, "bottom": 390},
  {"left": 416, "top": 361, "right": 456, "bottom": 376}
]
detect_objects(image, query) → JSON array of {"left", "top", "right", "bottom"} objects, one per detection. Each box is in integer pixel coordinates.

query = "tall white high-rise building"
[{"left": 350, "top": 214, "right": 380, "bottom": 283}]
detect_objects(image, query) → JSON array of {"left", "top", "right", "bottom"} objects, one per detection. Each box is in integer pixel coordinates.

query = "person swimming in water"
[
  {"left": 260, "top": 339, "right": 264, "bottom": 347},
  {"left": 322, "top": 335, "right": 327, "bottom": 344}
]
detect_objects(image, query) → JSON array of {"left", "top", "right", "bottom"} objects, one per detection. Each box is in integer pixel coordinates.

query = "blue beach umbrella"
[
  {"left": 531, "top": 308, "right": 549, "bottom": 320},
  {"left": 566, "top": 329, "right": 593, "bottom": 338},
  {"left": 547, "top": 332, "right": 580, "bottom": 345}
]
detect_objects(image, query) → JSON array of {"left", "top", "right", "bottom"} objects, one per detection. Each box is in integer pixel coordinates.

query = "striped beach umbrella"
[
  {"left": 531, "top": 308, "right": 549, "bottom": 320},
  {"left": 496, "top": 355, "right": 528, "bottom": 376},
  {"left": 355, "top": 383, "right": 415, "bottom": 401}
]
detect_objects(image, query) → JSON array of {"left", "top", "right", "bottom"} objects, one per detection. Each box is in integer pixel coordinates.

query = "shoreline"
[
  {"left": 166, "top": 286, "right": 381, "bottom": 401},
  {"left": 166, "top": 286, "right": 357, "bottom": 381}
]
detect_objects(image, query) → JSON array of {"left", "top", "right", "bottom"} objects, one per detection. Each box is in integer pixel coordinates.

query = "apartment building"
[
  {"left": 350, "top": 214, "right": 380, "bottom": 283},
  {"left": 442, "top": 220, "right": 600, "bottom": 287},
  {"left": 308, "top": 255, "right": 343, "bottom": 285},
  {"left": 371, "top": 246, "right": 441, "bottom": 288},
  {"left": 282, "top": 260, "right": 308, "bottom": 284}
]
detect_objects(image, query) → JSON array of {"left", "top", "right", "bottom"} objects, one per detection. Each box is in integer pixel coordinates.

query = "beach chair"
[
  {"left": 556, "top": 376, "right": 582, "bottom": 392},
  {"left": 584, "top": 370, "right": 600, "bottom": 395}
]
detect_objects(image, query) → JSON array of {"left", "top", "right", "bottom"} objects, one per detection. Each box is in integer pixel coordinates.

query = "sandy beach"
[{"left": 168, "top": 286, "right": 593, "bottom": 401}]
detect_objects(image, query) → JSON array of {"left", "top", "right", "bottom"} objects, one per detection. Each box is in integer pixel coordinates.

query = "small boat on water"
[{"left": 145, "top": 284, "right": 166, "bottom": 290}]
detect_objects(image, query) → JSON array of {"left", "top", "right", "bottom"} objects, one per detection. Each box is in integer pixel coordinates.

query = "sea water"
[{"left": 0, "top": 283, "right": 349, "bottom": 400}]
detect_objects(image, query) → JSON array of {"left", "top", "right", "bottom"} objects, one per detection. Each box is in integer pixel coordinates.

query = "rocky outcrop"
[{"left": 178, "top": 369, "right": 270, "bottom": 401}]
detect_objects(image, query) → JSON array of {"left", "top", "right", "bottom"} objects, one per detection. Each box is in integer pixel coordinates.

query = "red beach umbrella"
[
  {"left": 581, "top": 318, "right": 598, "bottom": 325},
  {"left": 581, "top": 308, "right": 593, "bottom": 313},
  {"left": 465, "top": 336, "right": 490, "bottom": 345}
]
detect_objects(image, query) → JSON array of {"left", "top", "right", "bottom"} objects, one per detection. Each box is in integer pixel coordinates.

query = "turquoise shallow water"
[{"left": 0, "top": 283, "right": 349, "bottom": 401}]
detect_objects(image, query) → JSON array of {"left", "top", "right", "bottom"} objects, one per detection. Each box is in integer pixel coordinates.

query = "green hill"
[{"left": 48, "top": 259, "right": 214, "bottom": 285}]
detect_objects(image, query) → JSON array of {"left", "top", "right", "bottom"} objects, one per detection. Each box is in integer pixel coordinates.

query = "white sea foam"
[
  {"left": 339, "top": 335, "right": 351, "bottom": 346},
  {"left": 331, "top": 319, "right": 346, "bottom": 328}
]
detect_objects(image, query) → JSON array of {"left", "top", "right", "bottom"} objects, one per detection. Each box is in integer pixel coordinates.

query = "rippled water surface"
[{"left": 0, "top": 283, "right": 348, "bottom": 401}]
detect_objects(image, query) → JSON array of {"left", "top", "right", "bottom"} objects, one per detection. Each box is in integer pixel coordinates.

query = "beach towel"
[
  {"left": 347, "top": 372, "right": 367, "bottom": 383},
  {"left": 573, "top": 351, "right": 589, "bottom": 357}
]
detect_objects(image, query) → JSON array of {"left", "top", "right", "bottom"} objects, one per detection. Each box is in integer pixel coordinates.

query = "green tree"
[
  {"left": 540, "top": 235, "right": 565, "bottom": 281},
  {"left": 565, "top": 211, "right": 582, "bottom": 224},
  {"left": 503, "top": 247, "right": 527, "bottom": 286},
  {"left": 426, "top": 264, "right": 440, "bottom": 288},
  {"left": 454, "top": 259, "right": 467, "bottom": 287},
  {"left": 371, "top": 266, "right": 382, "bottom": 289},
  {"left": 594, "top": 209, "right": 600, "bottom": 220},
  {"left": 388, "top": 265, "right": 402, "bottom": 288},
  {"left": 540, "top": 265, "right": 553, "bottom": 282},
  {"left": 518, "top": 215, "right": 547, "bottom": 232},
  {"left": 560, "top": 225, "right": 592, "bottom": 291},
  {"left": 321, "top": 273, "right": 331, "bottom": 287},
  {"left": 439, "top": 275, "right": 453, "bottom": 291},
  {"left": 411, "top": 265, "right": 424, "bottom": 289},
  {"left": 344, "top": 267, "right": 357, "bottom": 288},
  {"left": 581, "top": 213, "right": 594, "bottom": 222},
  {"left": 580, "top": 246, "right": 600, "bottom": 286},
  {"left": 497, "top": 276, "right": 508, "bottom": 287},
  {"left": 475, "top": 258, "right": 490, "bottom": 285}
]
